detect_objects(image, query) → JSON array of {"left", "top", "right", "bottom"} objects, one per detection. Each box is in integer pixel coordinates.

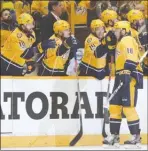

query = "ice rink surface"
[{"left": 2, "top": 145, "right": 148, "bottom": 150}]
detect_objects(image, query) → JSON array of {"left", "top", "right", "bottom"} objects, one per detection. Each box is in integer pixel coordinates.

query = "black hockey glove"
[
  {"left": 64, "top": 35, "right": 78, "bottom": 48},
  {"left": 23, "top": 61, "right": 36, "bottom": 75},
  {"left": 102, "top": 31, "right": 117, "bottom": 54},
  {"left": 37, "top": 39, "right": 56, "bottom": 53}
]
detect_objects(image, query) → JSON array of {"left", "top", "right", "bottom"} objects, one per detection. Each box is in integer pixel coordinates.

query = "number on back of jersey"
[{"left": 127, "top": 48, "right": 133, "bottom": 54}]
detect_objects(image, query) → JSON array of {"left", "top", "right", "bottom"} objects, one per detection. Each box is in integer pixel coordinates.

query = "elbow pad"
[
  {"left": 94, "top": 44, "right": 108, "bottom": 58},
  {"left": 21, "top": 47, "right": 37, "bottom": 60}
]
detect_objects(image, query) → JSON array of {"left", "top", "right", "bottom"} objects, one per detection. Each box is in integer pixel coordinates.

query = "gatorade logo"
[{"left": 1, "top": 91, "right": 106, "bottom": 120}]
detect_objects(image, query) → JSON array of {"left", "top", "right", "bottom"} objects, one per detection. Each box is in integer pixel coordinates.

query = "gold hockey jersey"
[
  {"left": 0, "top": 22, "right": 15, "bottom": 47},
  {"left": 115, "top": 36, "right": 142, "bottom": 72},
  {"left": 81, "top": 33, "right": 106, "bottom": 70},
  {"left": 1, "top": 27, "right": 36, "bottom": 67},
  {"left": 42, "top": 34, "right": 70, "bottom": 71}
]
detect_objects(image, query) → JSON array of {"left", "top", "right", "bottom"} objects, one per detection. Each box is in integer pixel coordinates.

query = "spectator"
[
  {"left": 0, "top": 8, "right": 16, "bottom": 47},
  {"left": 40, "top": 0, "right": 63, "bottom": 41},
  {"left": 31, "top": 0, "right": 50, "bottom": 46},
  {"left": 14, "top": 0, "right": 31, "bottom": 21}
]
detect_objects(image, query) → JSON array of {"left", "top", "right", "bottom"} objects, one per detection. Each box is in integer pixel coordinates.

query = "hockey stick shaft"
[
  {"left": 139, "top": 51, "right": 148, "bottom": 63},
  {"left": 69, "top": 59, "right": 83, "bottom": 146},
  {"left": 103, "top": 55, "right": 114, "bottom": 135},
  {"left": 105, "top": 82, "right": 123, "bottom": 107},
  {"left": 106, "top": 55, "right": 114, "bottom": 101}
]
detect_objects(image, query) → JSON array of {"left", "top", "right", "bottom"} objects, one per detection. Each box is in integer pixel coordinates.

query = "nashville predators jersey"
[
  {"left": 0, "top": 22, "right": 15, "bottom": 47},
  {"left": 115, "top": 36, "right": 140, "bottom": 72},
  {"left": 31, "top": 1, "right": 49, "bottom": 16},
  {"left": 1, "top": 27, "right": 36, "bottom": 67},
  {"left": 81, "top": 34, "right": 107, "bottom": 70},
  {"left": 42, "top": 34, "right": 70, "bottom": 72},
  {"left": 14, "top": 1, "right": 31, "bottom": 20},
  {"left": 130, "top": 28, "right": 139, "bottom": 43}
]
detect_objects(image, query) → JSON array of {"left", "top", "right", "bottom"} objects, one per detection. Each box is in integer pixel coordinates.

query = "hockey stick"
[
  {"left": 69, "top": 57, "right": 83, "bottom": 146},
  {"left": 103, "top": 55, "right": 114, "bottom": 136},
  {"left": 139, "top": 50, "right": 148, "bottom": 63},
  {"left": 105, "top": 82, "right": 123, "bottom": 106}
]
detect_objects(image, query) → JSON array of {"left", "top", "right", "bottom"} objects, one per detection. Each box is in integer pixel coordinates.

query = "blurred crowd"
[{"left": 0, "top": 0, "right": 148, "bottom": 76}]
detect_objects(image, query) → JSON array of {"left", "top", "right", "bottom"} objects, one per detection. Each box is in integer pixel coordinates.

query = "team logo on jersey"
[
  {"left": 19, "top": 40, "right": 26, "bottom": 50},
  {"left": 17, "top": 33, "right": 23, "bottom": 38},
  {"left": 87, "top": 38, "right": 92, "bottom": 43}
]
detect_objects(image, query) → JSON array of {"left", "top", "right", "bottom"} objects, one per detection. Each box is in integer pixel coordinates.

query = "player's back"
[{"left": 115, "top": 36, "right": 139, "bottom": 73}]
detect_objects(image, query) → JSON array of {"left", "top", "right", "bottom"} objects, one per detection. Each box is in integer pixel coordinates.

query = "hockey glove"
[
  {"left": 102, "top": 31, "right": 117, "bottom": 54},
  {"left": 119, "top": 70, "right": 131, "bottom": 87},
  {"left": 64, "top": 35, "right": 78, "bottom": 48},
  {"left": 23, "top": 61, "right": 36, "bottom": 75},
  {"left": 37, "top": 39, "right": 56, "bottom": 53}
]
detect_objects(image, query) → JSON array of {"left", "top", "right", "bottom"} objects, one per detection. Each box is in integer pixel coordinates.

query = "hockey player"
[
  {"left": 100, "top": 9, "right": 118, "bottom": 75},
  {"left": 0, "top": 8, "right": 16, "bottom": 47},
  {"left": 103, "top": 21, "right": 143, "bottom": 147},
  {"left": 127, "top": 9, "right": 148, "bottom": 75},
  {"left": 0, "top": 13, "right": 56, "bottom": 76},
  {"left": 101, "top": 9, "right": 118, "bottom": 32},
  {"left": 127, "top": 9, "right": 145, "bottom": 46},
  {"left": 79, "top": 19, "right": 110, "bottom": 79},
  {"left": 38, "top": 20, "right": 79, "bottom": 76}
]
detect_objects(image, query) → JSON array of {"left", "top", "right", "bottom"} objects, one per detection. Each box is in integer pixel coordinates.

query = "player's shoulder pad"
[
  {"left": 130, "top": 28, "right": 138, "bottom": 36},
  {"left": 121, "top": 36, "right": 138, "bottom": 49},
  {"left": 121, "top": 36, "right": 136, "bottom": 43},
  {"left": 52, "top": 34, "right": 62, "bottom": 46},
  {"left": 85, "top": 34, "right": 98, "bottom": 44}
]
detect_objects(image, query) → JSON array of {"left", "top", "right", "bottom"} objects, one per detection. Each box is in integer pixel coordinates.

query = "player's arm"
[
  {"left": 121, "top": 40, "right": 143, "bottom": 88},
  {"left": 124, "top": 41, "right": 139, "bottom": 72},
  {"left": 56, "top": 35, "right": 80, "bottom": 56},
  {"left": 95, "top": 31, "right": 117, "bottom": 58},
  {"left": 20, "top": 39, "right": 56, "bottom": 60}
]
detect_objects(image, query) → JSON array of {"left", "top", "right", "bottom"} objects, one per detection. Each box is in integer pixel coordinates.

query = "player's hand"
[
  {"left": 119, "top": 70, "right": 131, "bottom": 86},
  {"left": 23, "top": 61, "right": 36, "bottom": 75},
  {"left": 103, "top": 31, "right": 117, "bottom": 53},
  {"left": 41, "top": 39, "right": 56, "bottom": 50},
  {"left": 65, "top": 36, "right": 78, "bottom": 48},
  {"left": 37, "top": 39, "right": 56, "bottom": 53}
]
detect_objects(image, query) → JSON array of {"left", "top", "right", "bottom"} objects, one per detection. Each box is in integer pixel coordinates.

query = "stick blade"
[{"left": 69, "top": 128, "right": 83, "bottom": 146}]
